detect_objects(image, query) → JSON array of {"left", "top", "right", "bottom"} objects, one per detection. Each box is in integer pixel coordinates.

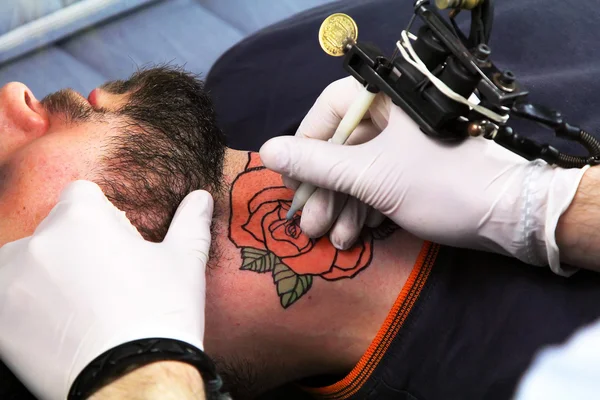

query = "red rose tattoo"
[{"left": 229, "top": 153, "right": 391, "bottom": 308}]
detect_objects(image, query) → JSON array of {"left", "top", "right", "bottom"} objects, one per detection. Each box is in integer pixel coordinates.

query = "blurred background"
[{"left": 0, "top": 0, "right": 338, "bottom": 97}]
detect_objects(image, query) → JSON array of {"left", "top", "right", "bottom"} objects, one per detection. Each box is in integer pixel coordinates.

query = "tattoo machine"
[{"left": 287, "top": 0, "right": 600, "bottom": 219}]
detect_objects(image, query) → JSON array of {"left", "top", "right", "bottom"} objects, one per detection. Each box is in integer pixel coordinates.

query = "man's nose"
[
  {"left": 87, "top": 87, "right": 129, "bottom": 111},
  {"left": 0, "top": 82, "right": 49, "bottom": 156}
]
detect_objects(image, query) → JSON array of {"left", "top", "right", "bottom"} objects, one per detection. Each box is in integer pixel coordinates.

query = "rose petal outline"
[
  {"left": 249, "top": 187, "right": 294, "bottom": 214},
  {"left": 263, "top": 206, "right": 311, "bottom": 257},
  {"left": 246, "top": 152, "right": 264, "bottom": 170},
  {"left": 321, "top": 233, "right": 374, "bottom": 280},
  {"left": 229, "top": 171, "right": 271, "bottom": 249},
  {"left": 242, "top": 202, "right": 279, "bottom": 244},
  {"left": 284, "top": 236, "right": 338, "bottom": 275},
  {"left": 333, "top": 240, "right": 366, "bottom": 269},
  {"left": 268, "top": 206, "right": 311, "bottom": 251}
]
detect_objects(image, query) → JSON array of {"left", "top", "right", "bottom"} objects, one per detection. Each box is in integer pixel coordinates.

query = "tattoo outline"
[{"left": 229, "top": 153, "right": 397, "bottom": 308}]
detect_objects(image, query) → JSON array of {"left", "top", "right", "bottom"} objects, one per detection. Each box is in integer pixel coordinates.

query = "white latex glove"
[
  {"left": 515, "top": 317, "right": 600, "bottom": 399},
  {"left": 0, "top": 180, "right": 213, "bottom": 400},
  {"left": 260, "top": 76, "right": 588, "bottom": 275}
]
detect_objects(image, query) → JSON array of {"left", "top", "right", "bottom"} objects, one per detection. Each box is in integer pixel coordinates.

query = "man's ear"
[{"left": 2, "top": 82, "right": 49, "bottom": 138}]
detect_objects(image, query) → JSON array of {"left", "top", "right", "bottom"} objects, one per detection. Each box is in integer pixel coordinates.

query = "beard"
[{"left": 41, "top": 89, "right": 96, "bottom": 124}]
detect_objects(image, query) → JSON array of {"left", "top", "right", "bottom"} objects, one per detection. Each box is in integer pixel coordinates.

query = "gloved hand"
[
  {"left": 260, "top": 76, "right": 588, "bottom": 275},
  {"left": 0, "top": 180, "right": 213, "bottom": 400}
]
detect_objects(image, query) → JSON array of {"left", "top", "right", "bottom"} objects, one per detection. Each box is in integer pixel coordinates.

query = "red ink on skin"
[{"left": 229, "top": 153, "right": 373, "bottom": 280}]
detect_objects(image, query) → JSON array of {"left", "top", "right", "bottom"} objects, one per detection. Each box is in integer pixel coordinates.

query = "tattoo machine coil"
[{"left": 336, "top": 0, "right": 600, "bottom": 168}]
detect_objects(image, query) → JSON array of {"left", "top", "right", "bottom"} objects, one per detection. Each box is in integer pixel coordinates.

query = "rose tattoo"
[{"left": 229, "top": 153, "right": 396, "bottom": 308}]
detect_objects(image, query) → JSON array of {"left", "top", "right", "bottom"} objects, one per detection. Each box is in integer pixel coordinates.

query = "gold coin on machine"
[{"left": 318, "top": 13, "right": 358, "bottom": 57}]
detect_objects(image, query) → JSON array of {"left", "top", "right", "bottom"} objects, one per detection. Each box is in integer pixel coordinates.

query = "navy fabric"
[
  {"left": 324, "top": 245, "right": 600, "bottom": 399},
  {"left": 206, "top": 0, "right": 600, "bottom": 154}
]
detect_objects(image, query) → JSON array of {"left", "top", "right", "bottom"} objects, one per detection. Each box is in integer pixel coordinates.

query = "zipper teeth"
[{"left": 0, "top": 0, "right": 118, "bottom": 51}]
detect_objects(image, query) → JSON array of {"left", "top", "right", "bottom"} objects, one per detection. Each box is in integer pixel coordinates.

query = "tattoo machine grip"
[{"left": 286, "top": 87, "right": 377, "bottom": 220}]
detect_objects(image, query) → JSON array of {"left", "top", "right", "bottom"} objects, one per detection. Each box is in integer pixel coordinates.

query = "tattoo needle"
[{"left": 286, "top": 86, "right": 377, "bottom": 220}]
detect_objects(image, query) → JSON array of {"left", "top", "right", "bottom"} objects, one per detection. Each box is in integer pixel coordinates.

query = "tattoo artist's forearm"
[
  {"left": 89, "top": 361, "right": 205, "bottom": 400},
  {"left": 557, "top": 166, "right": 600, "bottom": 271}
]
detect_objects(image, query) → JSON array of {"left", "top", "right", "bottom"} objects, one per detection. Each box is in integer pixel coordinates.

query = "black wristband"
[{"left": 68, "top": 338, "right": 224, "bottom": 400}]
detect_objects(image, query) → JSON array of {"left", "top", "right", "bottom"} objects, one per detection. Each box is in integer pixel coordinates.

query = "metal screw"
[
  {"left": 499, "top": 70, "right": 515, "bottom": 85},
  {"left": 473, "top": 44, "right": 491, "bottom": 62},
  {"left": 493, "top": 70, "right": 516, "bottom": 92}
]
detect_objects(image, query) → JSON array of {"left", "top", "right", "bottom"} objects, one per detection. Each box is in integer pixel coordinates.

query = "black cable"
[
  {"left": 481, "top": 0, "right": 494, "bottom": 43},
  {"left": 543, "top": 130, "right": 600, "bottom": 168},
  {"left": 467, "top": 0, "right": 494, "bottom": 46},
  {"left": 468, "top": 5, "right": 485, "bottom": 46},
  {"left": 579, "top": 130, "right": 600, "bottom": 156},
  {"left": 556, "top": 153, "right": 594, "bottom": 169}
]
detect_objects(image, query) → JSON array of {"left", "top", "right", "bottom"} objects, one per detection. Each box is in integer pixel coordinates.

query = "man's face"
[
  {"left": 0, "top": 81, "right": 125, "bottom": 246},
  {"left": 0, "top": 66, "right": 226, "bottom": 246}
]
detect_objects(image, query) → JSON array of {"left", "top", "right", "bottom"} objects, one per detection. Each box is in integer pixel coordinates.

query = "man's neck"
[{"left": 204, "top": 149, "right": 424, "bottom": 395}]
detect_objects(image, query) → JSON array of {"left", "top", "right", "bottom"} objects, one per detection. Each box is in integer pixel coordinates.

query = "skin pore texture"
[{"left": 0, "top": 82, "right": 113, "bottom": 245}]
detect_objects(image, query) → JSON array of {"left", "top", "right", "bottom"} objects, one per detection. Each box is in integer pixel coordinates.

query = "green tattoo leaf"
[
  {"left": 272, "top": 262, "right": 313, "bottom": 309},
  {"left": 240, "top": 248, "right": 277, "bottom": 273},
  {"left": 240, "top": 249, "right": 313, "bottom": 308}
]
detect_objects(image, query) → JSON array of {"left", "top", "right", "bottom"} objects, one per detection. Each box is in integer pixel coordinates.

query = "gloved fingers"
[
  {"left": 260, "top": 136, "right": 366, "bottom": 197},
  {"left": 295, "top": 77, "right": 371, "bottom": 141},
  {"left": 0, "top": 239, "right": 27, "bottom": 279},
  {"left": 33, "top": 180, "right": 106, "bottom": 233},
  {"left": 283, "top": 112, "right": 378, "bottom": 193},
  {"left": 35, "top": 180, "right": 108, "bottom": 234},
  {"left": 57, "top": 180, "right": 109, "bottom": 204},
  {"left": 163, "top": 190, "right": 214, "bottom": 267},
  {"left": 329, "top": 197, "right": 369, "bottom": 250},
  {"left": 280, "top": 120, "right": 376, "bottom": 191},
  {"left": 299, "top": 188, "right": 348, "bottom": 238},
  {"left": 282, "top": 174, "right": 300, "bottom": 191},
  {"left": 366, "top": 208, "right": 386, "bottom": 228},
  {"left": 34, "top": 180, "right": 142, "bottom": 239},
  {"left": 483, "top": 137, "right": 529, "bottom": 164},
  {"left": 345, "top": 120, "right": 380, "bottom": 145}
]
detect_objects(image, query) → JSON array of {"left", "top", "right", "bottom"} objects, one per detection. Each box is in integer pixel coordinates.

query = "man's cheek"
[
  {"left": 0, "top": 174, "right": 66, "bottom": 238},
  {"left": 0, "top": 152, "right": 93, "bottom": 242}
]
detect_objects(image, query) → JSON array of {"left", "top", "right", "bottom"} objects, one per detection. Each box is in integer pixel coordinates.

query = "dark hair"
[
  {"left": 97, "top": 65, "right": 226, "bottom": 242},
  {"left": 0, "top": 66, "right": 227, "bottom": 400}
]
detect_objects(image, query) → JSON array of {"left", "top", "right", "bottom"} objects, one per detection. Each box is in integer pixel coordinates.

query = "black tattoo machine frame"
[{"left": 342, "top": 0, "right": 600, "bottom": 168}]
